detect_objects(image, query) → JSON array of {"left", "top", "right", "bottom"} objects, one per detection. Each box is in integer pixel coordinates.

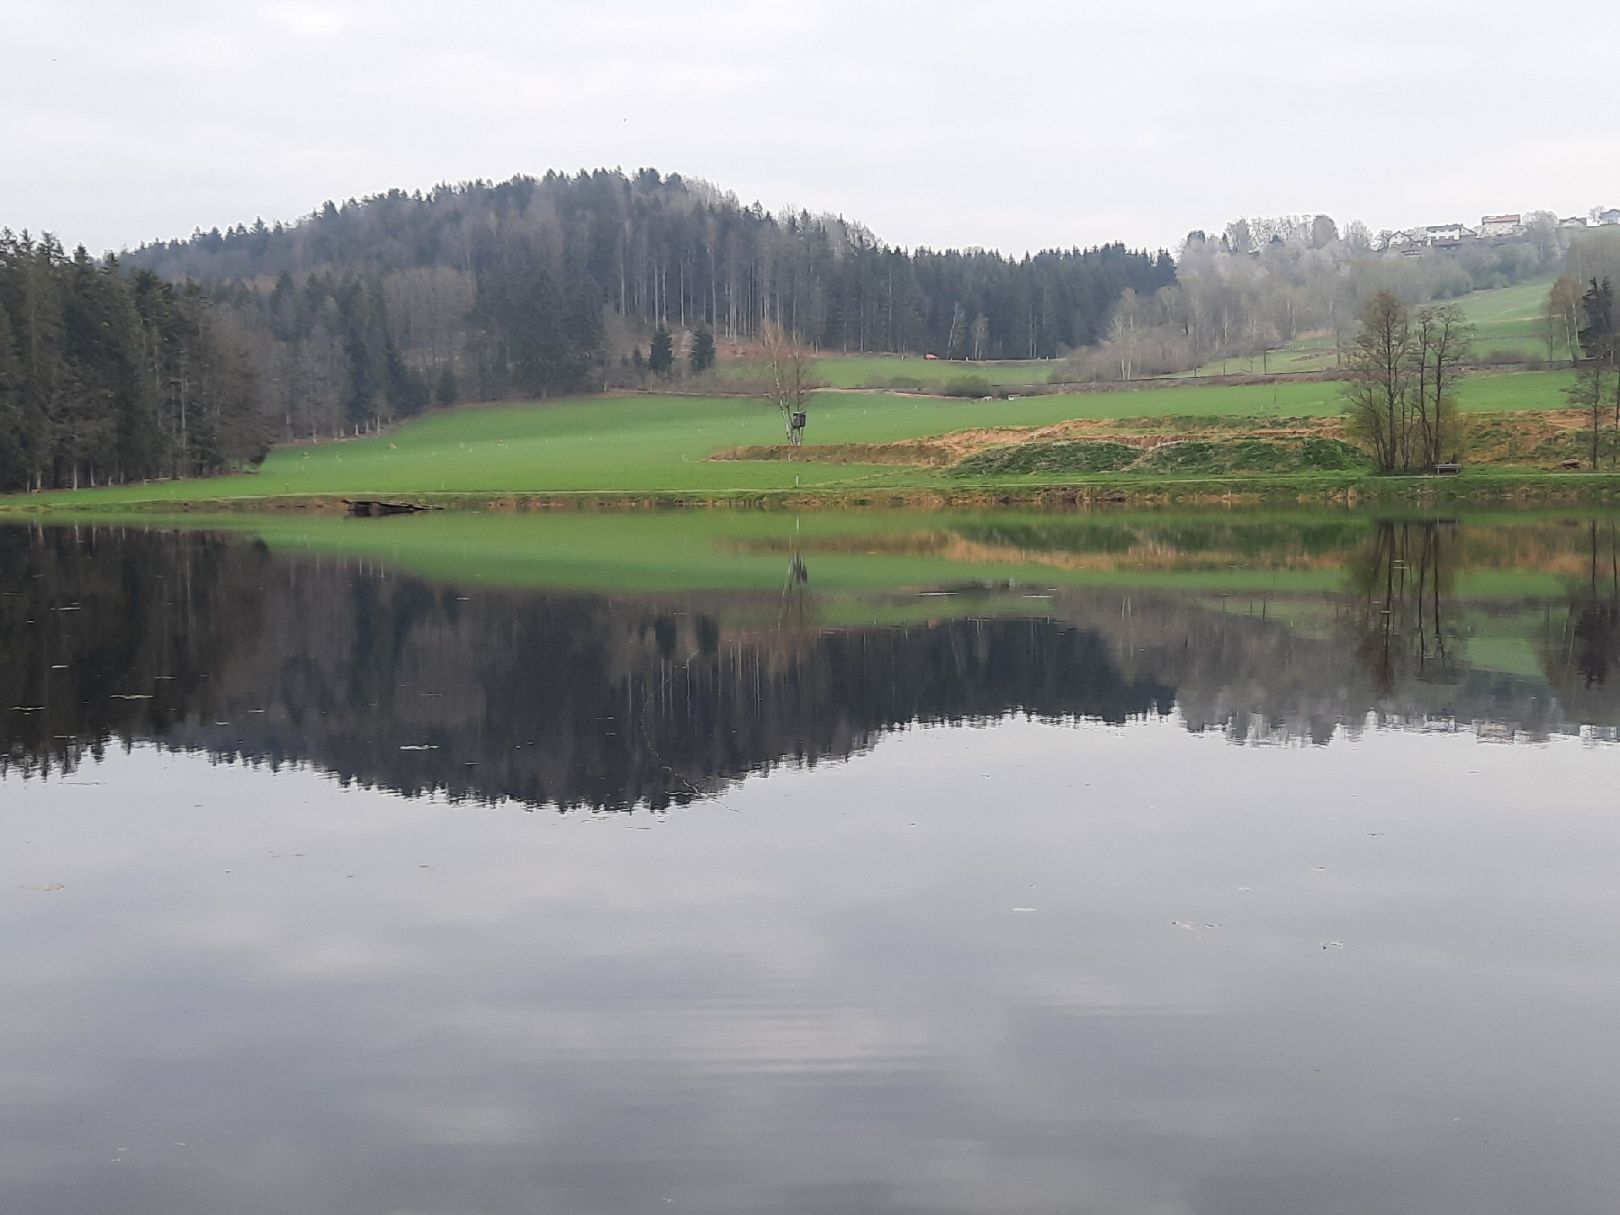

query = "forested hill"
[
  {"left": 125, "top": 169, "right": 1174, "bottom": 434},
  {"left": 0, "top": 168, "right": 1172, "bottom": 494}
]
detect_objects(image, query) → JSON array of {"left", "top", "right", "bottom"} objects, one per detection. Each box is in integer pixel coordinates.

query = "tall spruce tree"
[
  {"left": 1578, "top": 277, "right": 1616, "bottom": 364},
  {"left": 648, "top": 325, "right": 674, "bottom": 376},
  {"left": 0, "top": 303, "right": 24, "bottom": 490},
  {"left": 688, "top": 326, "right": 716, "bottom": 374}
]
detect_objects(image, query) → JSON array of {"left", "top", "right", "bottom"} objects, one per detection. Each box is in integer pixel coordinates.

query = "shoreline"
[{"left": 11, "top": 471, "right": 1620, "bottom": 515}]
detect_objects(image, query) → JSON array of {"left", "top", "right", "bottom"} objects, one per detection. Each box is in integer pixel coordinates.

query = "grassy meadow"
[
  {"left": 1460, "top": 277, "right": 1557, "bottom": 356},
  {"left": 735, "top": 279, "right": 1564, "bottom": 388},
  {"left": 722, "top": 353, "right": 1061, "bottom": 390},
  {"left": 1185, "top": 277, "right": 1561, "bottom": 377},
  {"left": 2, "top": 368, "right": 1582, "bottom": 509}
]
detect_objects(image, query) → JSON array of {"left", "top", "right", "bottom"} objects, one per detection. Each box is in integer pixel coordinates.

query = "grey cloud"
[{"left": 3, "top": 0, "right": 1616, "bottom": 255}]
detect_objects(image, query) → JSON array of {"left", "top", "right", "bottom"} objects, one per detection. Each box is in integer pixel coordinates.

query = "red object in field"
[{"left": 923, "top": 353, "right": 938, "bottom": 360}]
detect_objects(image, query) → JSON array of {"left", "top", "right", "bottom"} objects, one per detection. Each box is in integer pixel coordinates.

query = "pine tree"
[
  {"left": 688, "top": 326, "right": 716, "bottom": 373},
  {"left": 0, "top": 302, "right": 24, "bottom": 490},
  {"left": 435, "top": 365, "right": 458, "bottom": 406},
  {"left": 648, "top": 325, "right": 674, "bottom": 376},
  {"left": 1578, "top": 277, "right": 1616, "bottom": 363},
  {"left": 15, "top": 235, "right": 68, "bottom": 491}
]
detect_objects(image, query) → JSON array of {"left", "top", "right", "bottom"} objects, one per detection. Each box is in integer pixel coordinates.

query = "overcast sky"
[{"left": 6, "top": 0, "right": 1618, "bottom": 257}]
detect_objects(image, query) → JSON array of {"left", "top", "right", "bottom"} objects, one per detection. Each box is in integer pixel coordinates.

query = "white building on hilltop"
[{"left": 1480, "top": 214, "right": 1522, "bottom": 238}]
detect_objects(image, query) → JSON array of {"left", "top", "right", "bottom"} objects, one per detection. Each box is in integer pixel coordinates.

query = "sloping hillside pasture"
[
  {"left": 1459, "top": 277, "right": 1560, "bottom": 357},
  {"left": 704, "top": 279, "right": 1563, "bottom": 391},
  {"left": 1184, "top": 277, "right": 1561, "bottom": 377}
]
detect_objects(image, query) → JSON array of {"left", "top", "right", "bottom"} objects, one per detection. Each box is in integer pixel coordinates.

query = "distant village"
[{"left": 1384, "top": 206, "right": 1620, "bottom": 253}]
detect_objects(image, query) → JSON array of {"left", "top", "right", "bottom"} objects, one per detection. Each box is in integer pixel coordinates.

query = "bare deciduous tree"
[
  {"left": 760, "top": 322, "right": 815, "bottom": 445},
  {"left": 1545, "top": 275, "right": 1582, "bottom": 361},
  {"left": 1107, "top": 289, "right": 1143, "bottom": 381},
  {"left": 1411, "top": 304, "right": 1471, "bottom": 469},
  {"left": 1344, "top": 292, "right": 1413, "bottom": 473}
]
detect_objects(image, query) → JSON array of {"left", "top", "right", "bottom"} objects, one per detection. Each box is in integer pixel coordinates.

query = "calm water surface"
[{"left": 4, "top": 512, "right": 1620, "bottom": 1215}]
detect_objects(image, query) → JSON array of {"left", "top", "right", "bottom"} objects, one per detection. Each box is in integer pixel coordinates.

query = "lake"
[{"left": 4, "top": 510, "right": 1620, "bottom": 1215}]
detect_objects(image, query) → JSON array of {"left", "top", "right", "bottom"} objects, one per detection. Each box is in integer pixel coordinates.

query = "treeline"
[
  {"left": 0, "top": 232, "right": 268, "bottom": 493},
  {"left": 211, "top": 269, "right": 474, "bottom": 442},
  {"left": 1068, "top": 214, "right": 1568, "bottom": 381},
  {"left": 131, "top": 168, "right": 1173, "bottom": 429}
]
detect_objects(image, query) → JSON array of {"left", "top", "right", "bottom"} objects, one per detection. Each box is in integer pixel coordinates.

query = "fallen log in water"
[{"left": 343, "top": 499, "right": 433, "bottom": 517}]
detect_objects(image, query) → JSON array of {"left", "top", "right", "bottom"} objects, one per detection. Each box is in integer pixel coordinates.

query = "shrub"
[
  {"left": 1473, "top": 347, "right": 1528, "bottom": 366},
  {"left": 952, "top": 441, "right": 1138, "bottom": 476},
  {"left": 1227, "top": 439, "right": 1292, "bottom": 471},
  {"left": 1300, "top": 437, "right": 1370, "bottom": 470},
  {"left": 940, "top": 375, "right": 994, "bottom": 398},
  {"left": 1139, "top": 440, "right": 1218, "bottom": 471}
]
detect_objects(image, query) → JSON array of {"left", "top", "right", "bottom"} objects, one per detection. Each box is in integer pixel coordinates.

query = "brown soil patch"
[
  {"left": 711, "top": 410, "right": 1612, "bottom": 473},
  {"left": 712, "top": 415, "right": 1350, "bottom": 469}
]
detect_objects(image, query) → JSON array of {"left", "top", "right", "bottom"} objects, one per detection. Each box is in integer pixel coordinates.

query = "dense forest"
[
  {"left": 0, "top": 231, "right": 268, "bottom": 493},
  {"left": 129, "top": 169, "right": 1174, "bottom": 435},
  {"left": 1, "top": 169, "right": 1173, "bottom": 489}
]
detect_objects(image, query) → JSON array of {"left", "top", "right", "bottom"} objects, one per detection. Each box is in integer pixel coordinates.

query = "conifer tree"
[
  {"left": 435, "top": 365, "right": 458, "bottom": 406},
  {"left": 649, "top": 325, "right": 674, "bottom": 376},
  {"left": 689, "top": 326, "right": 716, "bottom": 374}
]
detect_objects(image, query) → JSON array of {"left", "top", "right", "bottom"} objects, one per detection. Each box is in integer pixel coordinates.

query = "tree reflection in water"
[
  {"left": 1346, "top": 520, "right": 1464, "bottom": 695},
  {"left": 1544, "top": 521, "right": 1620, "bottom": 692},
  {"left": 4, "top": 516, "right": 1620, "bottom": 811}
]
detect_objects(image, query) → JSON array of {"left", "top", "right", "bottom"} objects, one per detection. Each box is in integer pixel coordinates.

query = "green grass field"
[
  {"left": 721, "top": 353, "right": 1058, "bottom": 389},
  {"left": 1184, "top": 278, "right": 1560, "bottom": 376},
  {"left": 5, "top": 370, "right": 1578, "bottom": 509},
  {"left": 1457, "top": 277, "right": 1558, "bottom": 357},
  {"left": 1182, "top": 333, "right": 1341, "bottom": 378}
]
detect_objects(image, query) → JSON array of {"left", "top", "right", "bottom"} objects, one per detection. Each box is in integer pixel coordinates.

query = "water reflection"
[
  {"left": 3, "top": 516, "right": 1619, "bottom": 812},
  {"left": 1543, "top": 520, "right": 1620, "bottom": 692},
  {"left": 7, "top": 515, "right": 1620, "bottom": 1215},
  {"left": 1345, "top": 520, "right": 1463, "bottom": 692}
]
